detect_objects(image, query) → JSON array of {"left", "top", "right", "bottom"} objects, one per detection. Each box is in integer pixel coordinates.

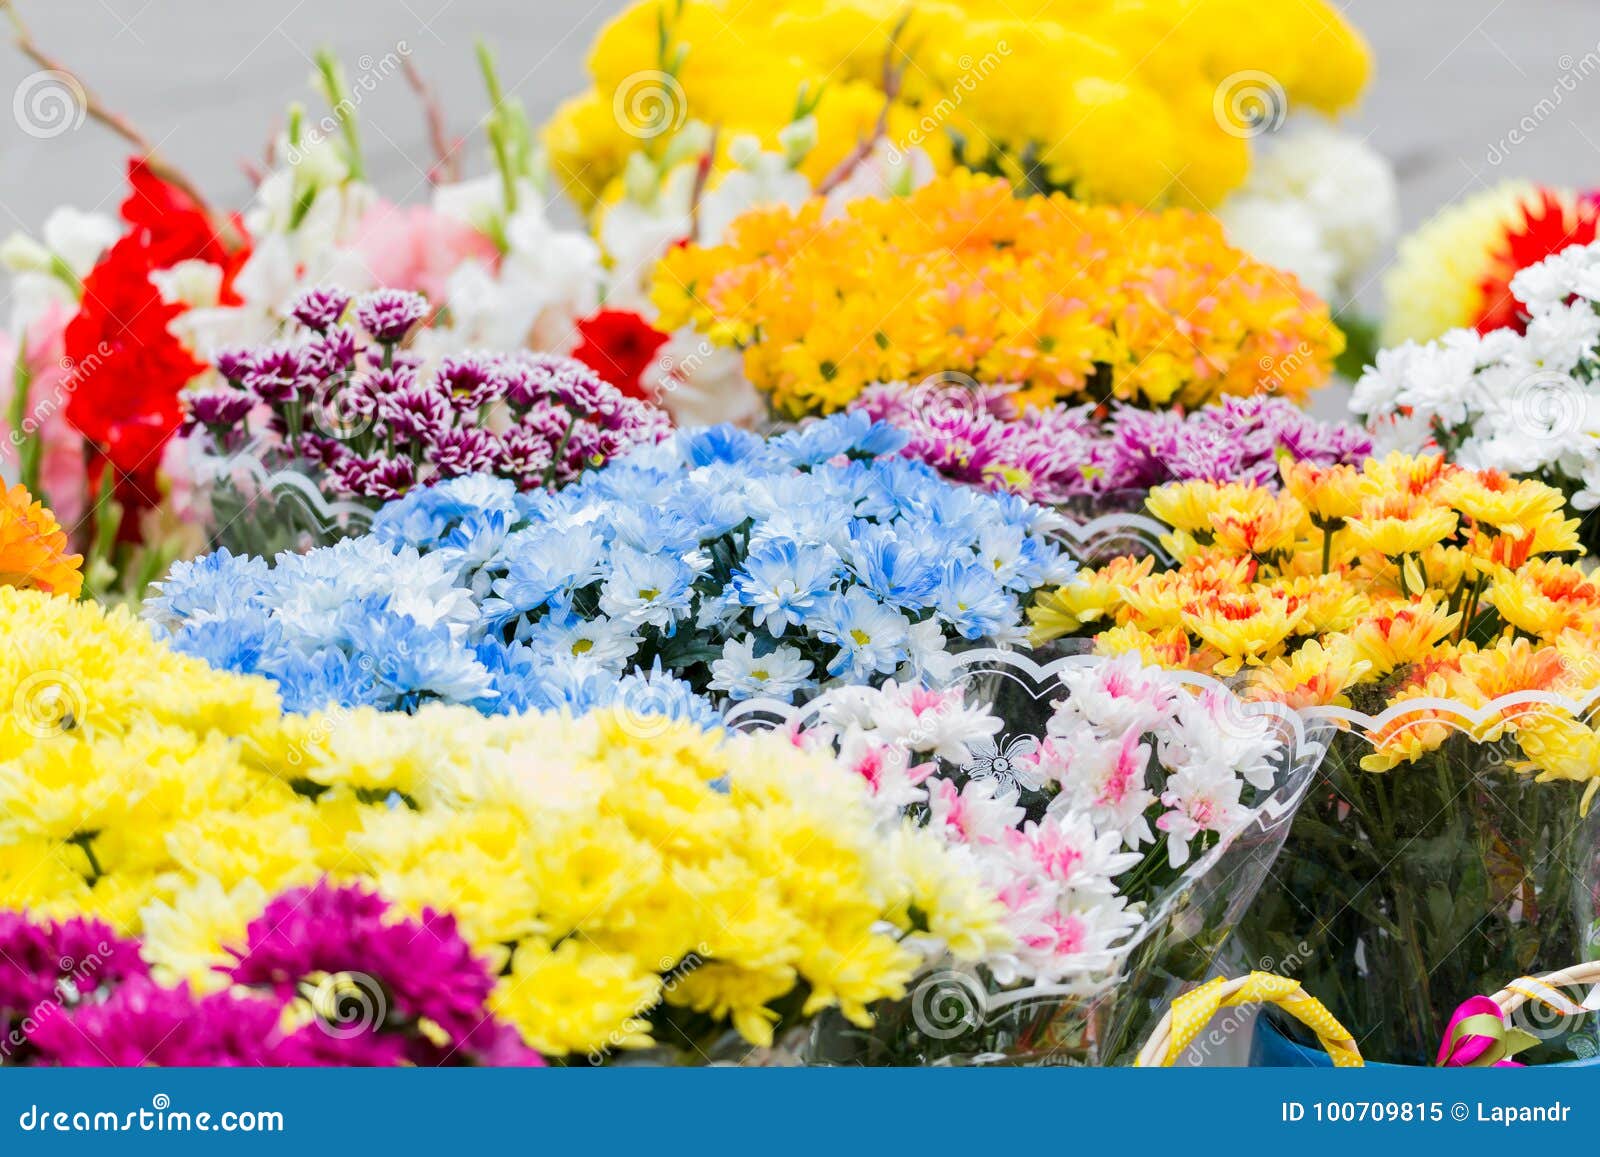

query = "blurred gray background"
[{"left": 0, "top": 0, "right": 1596, "bottom": 253}]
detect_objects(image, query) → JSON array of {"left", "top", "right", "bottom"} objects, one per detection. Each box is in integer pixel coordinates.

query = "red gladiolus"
[
  {"left": 570, "top": 308, "right": 671, "bottom": 402},
  {"left": 120, "top": 158, "right": 225, "bottom": 269},
  {"left": 63, "top": 236, "right": 203, "bottom": 522},
  {"left": 57, "top": 159, "right": 252, "bottom": 537}
]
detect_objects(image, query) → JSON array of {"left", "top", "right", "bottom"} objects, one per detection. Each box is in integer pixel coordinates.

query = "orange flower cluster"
[
  {"left": 1029, "top": 454, "right": 1600, "bottom": 790},
  {"left": 652, "top": 173, "right": 1344, "bottom": 416},
  {"left": 0, "top": 484, "right": 82, "bottom": 598}
]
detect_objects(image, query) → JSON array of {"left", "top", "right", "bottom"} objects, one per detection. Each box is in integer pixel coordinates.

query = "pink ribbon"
[{"left": 1436, "top": 996, "right": 1530, "bottom": 1067}]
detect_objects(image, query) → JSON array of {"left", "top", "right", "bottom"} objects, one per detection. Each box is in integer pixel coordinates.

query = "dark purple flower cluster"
[
  {"left": 0, "top": 913, "right": 147, "bottom": 1063},
  {"left": 3, "top": 882, "right": 542, "bottom": 1068},
  {"left": 854, "top": 383, "right": 1372, "bottom": 508},
  {"left": 186, "top": 287, "right": 671, "bottom": 504}
]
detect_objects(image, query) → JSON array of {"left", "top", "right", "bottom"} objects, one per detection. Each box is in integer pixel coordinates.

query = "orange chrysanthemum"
[
  {"left": 0, "top": 484, "right": 83, "bottom": 597},
  {"left": 653, "top": 172, "right": 1343, "bottom": 416}
]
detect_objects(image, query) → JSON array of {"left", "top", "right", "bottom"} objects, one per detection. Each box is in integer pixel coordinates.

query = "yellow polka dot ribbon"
[{"left": 1144, "top": 971, "right": 1363, "bottom": 1067}]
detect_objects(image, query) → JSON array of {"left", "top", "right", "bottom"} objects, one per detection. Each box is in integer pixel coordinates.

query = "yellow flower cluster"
[
  {"left": 1029, "top": 454, "right": 1600, "bottom": 795},
  {"left": 547, "top": 0, "right": 1370, "bottom": 211},
  {"left": 653, "top": 172, "right": 1343, "bottom": 414},
  {"left": 0, "top": 590, "right": 1006, "bottom": 1058}
]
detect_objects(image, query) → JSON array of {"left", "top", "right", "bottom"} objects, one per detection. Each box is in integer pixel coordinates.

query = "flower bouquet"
[
  {"left": 727, "top": 651, "right": 1331, "bottom": 1066},
  {"left": 1355, "top": 239, "right": 1600, "bottom": 551},
  {"left": 0, "top": 32, "right": 677, "bottom": 592},
  {"left": 147, "top": 414, "right": 1077, "bottom": 715},
  {"left": 1379, "top": 183, "right": 1600, "bottom": 345},
  {"left": 1029, "top": 452, "right": 1600, "bottom": 1064},
  {"left": 0, "top": 586, "right": 1007, "bottom": 1065},
  {"left": 180, "top": 287, "right": 670, "bottom": 556}
]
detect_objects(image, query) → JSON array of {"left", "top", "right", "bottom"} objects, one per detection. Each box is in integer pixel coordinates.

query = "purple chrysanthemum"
[
  {"left": 290, "top": 287, "right": 354, "bottom": 332},
  {"left": 494, "top": 426, "right": 555, "bottom": 487},
  {"left": 185, "top": 294, "right": 671, "bottom": 511},
  {"left": 240, "top": 344, "right": 313, "bottom": 407},
  {"left": 300, "top": 326, "right": 360, "bottom": 380},
  {"left": 380, "top": 386, "right": 453, "bottom": 445},
  {"left": 354, "top": 289, "right": 430, "bottom": 343},
  {"left": 854, "top": 382, "right": 1371, "bottom": 507},
  {"left": 213, "top": 346, "right": 254, "bottom": 383},
  {"left": 436, "top": 354, "right": 507, "bottom": 411},
  {"left": 183, "top": 389, "right": 255, "bottom": 432},
  {"left": 333, "top": 454, "right": 416, "bottom": 502},
  {"left": 431, "top": 427, "right": 501, "bottom": 478}
]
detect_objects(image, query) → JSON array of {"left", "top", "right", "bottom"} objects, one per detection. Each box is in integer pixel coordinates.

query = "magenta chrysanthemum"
[
  {"left": 29, "top": 980, "right": 285, "bottom": 1067},
  {"left": 224, "top": 879, "right": 509, "bottom": 1055},
  {"left": 0, "top": 913, "right": 146, "bottom": 1015}
]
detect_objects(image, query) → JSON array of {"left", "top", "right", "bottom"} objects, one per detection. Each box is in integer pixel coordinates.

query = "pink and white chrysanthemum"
[{"left": 1156, "top": 762, "right": 1253, "bottom": 867}]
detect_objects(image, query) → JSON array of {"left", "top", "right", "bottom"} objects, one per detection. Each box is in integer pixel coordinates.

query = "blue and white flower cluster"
[{"left": 146, "top": 413, "right": 1077, "bottom": 715}]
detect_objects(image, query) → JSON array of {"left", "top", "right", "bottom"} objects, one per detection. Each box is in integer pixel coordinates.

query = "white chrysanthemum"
[
  {"left": 1217, "top": 118, "right": 1398, "bottom": 301},
  {"left": 1357, "top": 237, "right": 1600, "bottom": 506},
  {"left": 1217, "top": 195, "right": 1339, "bottom": 300},
  {"left": 709, "top": 636, "right": 814, "bottom": 701}
]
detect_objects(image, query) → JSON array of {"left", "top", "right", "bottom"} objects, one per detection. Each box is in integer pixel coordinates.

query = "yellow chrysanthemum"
[
  {"left": 1181, "top": 589, "right": 1309, "bottom": 675},
  {"left": 1343, "top": 495, "right": 1459, "bottom": 560},
  {"left": 1343, "top": 597, "right": 1463, "bottom": 679},
  {"left": 1511, "top": 713, "right": 1600, "bottom": 811},
  {"left": 140, "top": 876, "right": 270, "bottom": 993},
  {"left": 549, "top": 0, "right": 1370, "bottom": 210},
  {"left": 493, "top": 939, "right": 662, "bottom": 1058},
  {"left": 1027, "top": 555, "right": 1155, "bottom": 643},
  {"left": 1253, "top": 638, "right": 1372, "bottom": 710},
  {"left": 1280, "top": 459, "right": 1364, "bottom": 525},
  {"left": 1490, "top": 559, "right": 1600, "bottom": 638}
]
